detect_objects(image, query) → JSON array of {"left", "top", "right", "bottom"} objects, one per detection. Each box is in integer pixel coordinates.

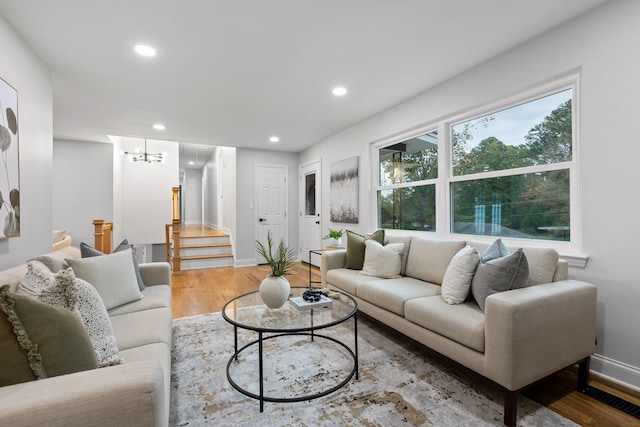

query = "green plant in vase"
[
  {"left": 255, "top": 231, "right": 297, "bottom": 308},
  {"left": 323, "top": 228, "right": 344, "bottom": 248}
]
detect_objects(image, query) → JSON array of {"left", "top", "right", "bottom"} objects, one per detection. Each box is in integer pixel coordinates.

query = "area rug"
[{"left": 170, "top": 312, "right": 577, "bottom": 427}]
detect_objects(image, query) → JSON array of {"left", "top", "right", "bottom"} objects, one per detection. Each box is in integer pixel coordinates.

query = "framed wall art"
[
  {"left": 0, "top": 77, "right": 20, "bottom": 239},
  {"left": 330, "top": 156, "right": 359, "bottom": 224}
]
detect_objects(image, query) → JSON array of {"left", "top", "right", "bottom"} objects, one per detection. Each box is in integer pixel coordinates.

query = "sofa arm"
[
  {"left": 483, "top": 279, "right": 597, "bottom": 391},
  {"left": 320, "top": 249, "right": 347, "bottom": 286},
  {"left": 139, "top": 262, "right": 171, "bottom": 287},
  {"left": 0, "top": 361, "right": 166, "bottom": 427}
]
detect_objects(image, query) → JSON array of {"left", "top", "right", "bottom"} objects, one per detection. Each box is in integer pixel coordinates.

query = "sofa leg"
[
  {"left": 504, "top": 390, "right": 518, "bottom": 427},
  {"left": 578, "top": 356, "right": 590, "bottom": 390}
]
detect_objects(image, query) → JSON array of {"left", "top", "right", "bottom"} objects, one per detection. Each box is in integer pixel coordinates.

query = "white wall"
[
  {"left": 235, "top": 148, "right": 299, "bottom": 266},
  {"left": 301, "top": 0, "right": 640, "bottom": 390},
  {"left": 183, "top": 169, "right": 203, "bottom": 224},
  {"left": 111, "top": 136, "right": 179, "bottom": 245},
  {"left": 219, "top": 146, "right": 236, "bottom": 236},
  {"left": 0, "top": 14, "right": 54, "bottom": 268},
  {"left": 52, "top": 139, "right": 113, "bottom": 246}
]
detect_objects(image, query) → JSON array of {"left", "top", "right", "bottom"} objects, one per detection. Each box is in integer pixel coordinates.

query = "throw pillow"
[
  {"left": 67, "top": 249, "right": 143, "bottom": 310},
  {"left": 52, "top": 229, "right": 66, "bottom": 244},
  {"left": 17, "top": 261, "right": 123, "bottom": 367},
  {"left": 481, "top": 238, "right": 509, "bottom": 262},
  {"left": 441, "top": 245, "right": 480, "bottom": 305},
  {"left": 471, "top": 248, "right": 530, "bottom": 311},
  {"left": 345, "top": 229, "right": 385, "bottom": 270},
  {"left": 360, "top": 240, "right": 404, "bottom": 279},
  {"left": 81, "top": 239, "right": 145, "bottom": 290},
  {"left": 26, "top": 255, "right": 69, "bottom": 273},
  {"left": 0, "top": 285, "right": 98, "bottom": 387}
]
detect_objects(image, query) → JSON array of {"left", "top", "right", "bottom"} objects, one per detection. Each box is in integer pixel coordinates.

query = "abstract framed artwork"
[
  {"left": 0, "top": 77, "right": 20, "bottom": 239},
  {"left": 330, "top": 156, "right": 359, "bottom": 224}
]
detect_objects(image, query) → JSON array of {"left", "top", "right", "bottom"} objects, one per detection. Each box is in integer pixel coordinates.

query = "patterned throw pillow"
[{"left": 17, "top": 261, "right": 123, "bottom": 367}]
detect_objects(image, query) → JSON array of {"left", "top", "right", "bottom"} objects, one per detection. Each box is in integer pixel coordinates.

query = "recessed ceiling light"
[
  {"left": 134, "top": 44, "right": 156, "bottom": 57},
  {"left": 269, "top": 136, "right": 280, "bottom": 143},
  {"left": 332, "top": 86, "right": 347, "bottom": 96},
  {"left": 153, "top": 123, "right": 166, "bottom": 130}
]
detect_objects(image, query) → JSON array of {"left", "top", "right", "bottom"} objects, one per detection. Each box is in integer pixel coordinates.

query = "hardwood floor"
[{"left": 171, "top": 262, "right": 640, "bottom": 426}]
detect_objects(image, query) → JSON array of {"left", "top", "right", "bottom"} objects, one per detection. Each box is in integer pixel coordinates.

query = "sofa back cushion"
[
  {"left": 467, "top": 240, "right": 559, "bottom": 285},
  {"left": 405, "top": 238, "right": 465, "bottom": 285}
]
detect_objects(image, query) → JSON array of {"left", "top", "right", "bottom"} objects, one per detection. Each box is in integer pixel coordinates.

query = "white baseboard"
[
  {"left": 234, "top": 258, "right": 257, "bottom": 267},
  {"left": 590, "top": 353, "right": 640, "bottom": 392}
]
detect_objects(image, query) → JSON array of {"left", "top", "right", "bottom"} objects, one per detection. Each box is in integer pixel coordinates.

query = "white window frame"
[{"left": 371, "top": 73, "right": 583, "bottom": 259}]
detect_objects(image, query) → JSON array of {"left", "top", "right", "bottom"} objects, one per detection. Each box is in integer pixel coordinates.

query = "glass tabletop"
[{"left": 222, "top": 286, "right": 357, "bottom": 333}]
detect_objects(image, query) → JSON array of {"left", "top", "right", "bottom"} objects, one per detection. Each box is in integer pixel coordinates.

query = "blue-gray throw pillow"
[
  {"left": 80, "top": 239, "right": 145, "bottom": 290},
  {"left": 471, "top": 246, "right": 529, "bottom": 312}
]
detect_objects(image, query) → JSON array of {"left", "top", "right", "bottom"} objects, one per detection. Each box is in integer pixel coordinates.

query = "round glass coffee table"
[{"left": 222, "top": 286, "right": 358, "bottom": 412}]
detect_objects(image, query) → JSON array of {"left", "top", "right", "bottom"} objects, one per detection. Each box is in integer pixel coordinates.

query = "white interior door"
[
  {"left": 300, "top": 160, "right": 322, "bottom": 267},
  {"left": 256, "top": 164, "right": 287, "bottom": 263}
]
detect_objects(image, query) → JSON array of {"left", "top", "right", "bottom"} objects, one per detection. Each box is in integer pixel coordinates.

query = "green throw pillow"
[
  {"left": 0, "top": 285, "right": 98, "bottom": 387},
  {"left": 345, "top": 229, "right": 385, "bottom": 270},
  {"left": 81, "top": 239, "right": 146, "bottom": 290}
]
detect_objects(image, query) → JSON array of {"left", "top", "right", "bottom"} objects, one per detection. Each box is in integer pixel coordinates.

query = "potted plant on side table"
[
  {"left": 323, "top": 228, "right": 344, "bottom": 248},
  {"left": 256, "top": 231, "right": 297, "bottom": 309}
]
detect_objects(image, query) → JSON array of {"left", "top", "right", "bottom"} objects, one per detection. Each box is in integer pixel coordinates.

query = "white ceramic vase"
[
  {"left": 330, "top": 237, "right": 342, "bottom": 247},
  {"left": 259, "top": 275, "right": 290, "bottom": 309}
]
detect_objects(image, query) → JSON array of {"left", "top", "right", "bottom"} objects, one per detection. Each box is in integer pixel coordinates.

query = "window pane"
[
  {"left": 451, "top": 169, "right": 570, "bottom": 241},
  {"left": 305, "top": 173, "right": 316, "bottom": 216},
  {"left": 452, "top": 89, "right": 572, "bottom": 176},
  {"left": 378, "top": 185, "right": 435, "bottom": 231},
  {"left": 379, "top": 131, "right": 438, "bottom": 186}
]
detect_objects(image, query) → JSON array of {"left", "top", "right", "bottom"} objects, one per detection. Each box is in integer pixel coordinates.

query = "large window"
[
  {"left": 377, "top": 131, "right": 438, "bottom": 231},
  {"left": 375, "top": 83, "right": 576, "bottom": 244},
  {"left": 451, "top": 89, "right": 573, "bottom": 241}
]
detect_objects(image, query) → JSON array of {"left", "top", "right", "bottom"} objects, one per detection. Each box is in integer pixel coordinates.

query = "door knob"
[
  {"left": 259, "top": 218, "right": 266, "bottom": 222},
  {"left": 315, "top": 221, "right": 320, "bottom": 224}
]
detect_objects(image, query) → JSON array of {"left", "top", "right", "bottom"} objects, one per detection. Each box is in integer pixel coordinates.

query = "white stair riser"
[
  {"left": 177, "top": 246, "right": 232, "bottom": 257},
  {"left": 175, "top": 236, "right": 229, "bottom": 245},
  {"left": 181, "top": 257, "right": 233, "bottom": 270}
]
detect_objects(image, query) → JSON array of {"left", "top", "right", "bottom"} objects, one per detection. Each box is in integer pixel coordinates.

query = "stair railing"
[
  {"left": 93, "top": 219, "right": 113, "bottom": 253},
  {"left": 166, "top": 186, "right": 181, "bottom": 272}
]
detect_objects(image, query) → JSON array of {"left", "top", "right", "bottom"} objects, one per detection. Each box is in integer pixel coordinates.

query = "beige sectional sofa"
[
  {"left": 0, "top": 246, "right": 173, "bottom": 427},
  {"left": 322, "top": 234, "right": 597, "bottom": 427}
]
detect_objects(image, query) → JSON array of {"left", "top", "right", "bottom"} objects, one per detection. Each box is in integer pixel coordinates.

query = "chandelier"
[{"left": 124, "top": 139, "right": 165, "bottom": 163}]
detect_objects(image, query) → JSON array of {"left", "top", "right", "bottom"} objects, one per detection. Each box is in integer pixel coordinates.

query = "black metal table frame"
[{"left": 223, "top": 289, "right": 358, "bottom": 412}]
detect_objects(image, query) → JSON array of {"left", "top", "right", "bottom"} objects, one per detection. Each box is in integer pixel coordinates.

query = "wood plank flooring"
[{"left": 171, "top": 262, "right": 640, "bottom": 426}]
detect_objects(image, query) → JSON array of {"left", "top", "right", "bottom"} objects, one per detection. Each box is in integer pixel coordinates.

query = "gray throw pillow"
[
  {"left": 80, "top": 239, "right": 145, "bottom": 290},
  {"left": 344, "top": 229, "right": 385, "bottom": 270},
  {"left": 471, "top": 247, "right": 529, "bottom": 312}
]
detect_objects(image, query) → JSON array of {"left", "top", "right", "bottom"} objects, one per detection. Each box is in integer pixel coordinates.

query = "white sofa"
[
  {"left": 0, "top": 246, "right": 173, "bottom": 427},
  {"left": 322, "top": 234, "right": 597, "bottom": 427}
]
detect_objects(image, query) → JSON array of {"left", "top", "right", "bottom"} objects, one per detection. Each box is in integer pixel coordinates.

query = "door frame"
[{"left": 254, "top": 163, "right": 289, "bottom": 264}]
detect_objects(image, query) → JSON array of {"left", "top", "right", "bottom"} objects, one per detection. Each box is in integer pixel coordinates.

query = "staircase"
[{"left": 169, "top": 227, "right": 234, "bottom": 270}]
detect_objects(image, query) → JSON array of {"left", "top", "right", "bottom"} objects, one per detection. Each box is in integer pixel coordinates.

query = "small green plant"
[
  {"left": 255, "top": 231, "right": 297, "bottom": 277},
  {"left": 323, "top": 228, "right": 344, "bottom": 240}
]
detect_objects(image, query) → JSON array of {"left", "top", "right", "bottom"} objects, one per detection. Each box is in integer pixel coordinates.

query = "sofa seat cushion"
[
  {"left": 405, "top": 238, "right": 465, "bottom": 285},
  {"left": 108, "top": 284, "right": 171, "bottom": 316},
  {"left": 356, "top": 278, "right": 441, "bottom": 317},
  {"left": 405, "top": 296, "right": 486, "bottom": 352},
  {"left": 326, "top": 268, "right": 380, "bottom": 295},
  {"left": 110, "top": 307, "right": 173, "bottom": 351}
]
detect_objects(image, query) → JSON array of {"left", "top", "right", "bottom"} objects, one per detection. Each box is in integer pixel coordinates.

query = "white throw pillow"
[
  {"left": 360, "top": 240, "right": 404, "bottom": 279},
  {"left": 441, "top": 245, "right": 480, "bottom": 305},
  {"left": 67, "top": 249, "right": 142, "bottom": 310}
]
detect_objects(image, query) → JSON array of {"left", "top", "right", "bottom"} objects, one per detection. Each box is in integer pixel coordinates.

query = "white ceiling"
[{"left": 0, "top": 0, "right": 609, "bottom": 155}]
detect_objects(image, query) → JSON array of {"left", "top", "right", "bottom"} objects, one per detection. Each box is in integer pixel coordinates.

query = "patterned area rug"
[{"left": 170, "top": 312, "right": 576, "bottom": 426}]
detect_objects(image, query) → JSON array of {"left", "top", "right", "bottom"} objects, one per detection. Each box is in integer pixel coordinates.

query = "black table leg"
[
  {"left": 259, "top": 331, "right": 264, "bottom": 412},
  {"left": 354, "top": 311, "right": 359, "bottom": 380}
]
